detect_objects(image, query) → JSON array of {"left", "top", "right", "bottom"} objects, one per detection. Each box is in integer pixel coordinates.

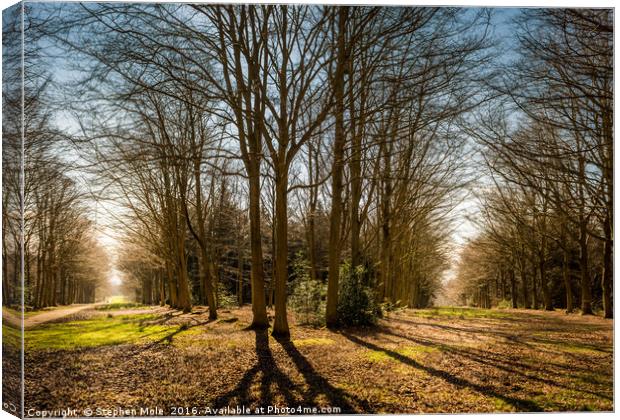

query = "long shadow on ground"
[
  {"left": 213, "top": 330, "right": 366, "bottom": 413},
  {"left": 378, "top": 327, "right": 612, "bottom": 402},
  {"left": 340, "top": 330, "right": 544, "bottom": 412},
  {"left": 274, "top": 336, "right": 370, "bottom": 413}
]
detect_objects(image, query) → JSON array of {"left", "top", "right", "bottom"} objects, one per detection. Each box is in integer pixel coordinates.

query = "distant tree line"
[
  {"left": 451, "top": 9, "right": 613, "bottom": 318},
  {"left": 2, "top": 5, "right": 110, "bottom": 309}
]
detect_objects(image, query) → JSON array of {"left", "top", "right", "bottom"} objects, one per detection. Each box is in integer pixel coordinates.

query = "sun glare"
[{"left": 109, "top": 272, "right": 122, "bottom": 286}]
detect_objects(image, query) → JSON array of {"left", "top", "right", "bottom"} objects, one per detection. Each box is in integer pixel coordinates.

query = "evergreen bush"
[
  {"left": 289, "top": 253, "right": 326, "bottom": 326},
  {"left": 337, "top": 262, "right": 381, "bottom": 326}
]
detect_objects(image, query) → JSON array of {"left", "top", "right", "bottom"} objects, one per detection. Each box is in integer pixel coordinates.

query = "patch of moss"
[
  {"left": 169, "top": 328, "right": 209, "bottom": 348},
  {"left": 25, "top": 314, "right": 177, "bottom": 350},
  {"left": 532, "top": 389, "right": 608, "bottom": 411},
  {"left": 559, "top": 343, "right": 610, "bottom": 355},
  {"left": 491, "top": 397, "right": 515, "bottom": 412},
  {"left": 575, "top": 372, "right": 612, "bottom": 388},
  {"left": 292, "top": 337, "right": 335, "bottom": 347},
  {"left": 531, "top": 339, "right": 611, "bottom": 355},
  {"left": 2, "top": 323, "right": 21, "bottom": 348},
  {"left": 407, "top": 307, "right": 513, "bottom": 320},
  {"left": 336, "top": 382, "right": 402, "bottom": 407},
  {"left": 365, "top": 344, "right": 438, "bottom": 363},
  {"left": 398, "top": 345, "right": 438, "bottom": 358}
]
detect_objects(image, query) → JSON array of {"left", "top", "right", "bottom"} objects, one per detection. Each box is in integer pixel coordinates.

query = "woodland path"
[{"left": 25, "top": 304, "right": 98, "bottom": 328}]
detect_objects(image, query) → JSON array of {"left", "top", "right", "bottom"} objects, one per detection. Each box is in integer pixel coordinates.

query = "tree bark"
[
  {"left": 510, "top": 268, "right": 517, "bottom": 309},
  {"left": 578, "top": 218, "right": 592, "bottom": 315},
  {"left": 602, "top": 216, "right": 612, "bottom": 318},
  {"left": 325, "top": 6, "right": 348, "bottom": 328},
  {"left": 248, "top": 162, "right": 269, "bottom": 329},
  {"left": 272, "top": 168, "right": 290, "bottom": 337}
]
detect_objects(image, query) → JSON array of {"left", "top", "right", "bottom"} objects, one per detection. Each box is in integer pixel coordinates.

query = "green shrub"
[
  {"left": 289, "top": 253, "right": 326, "bottom": 326},
  {"left": 216, "top": 282, "right": 238, "bottom": 309},
  {"left": 337, "top": 262, "right": 381, "bottom": 326},
  {"left": 496, "top": 299, "right": 512, "bottom": 309}
]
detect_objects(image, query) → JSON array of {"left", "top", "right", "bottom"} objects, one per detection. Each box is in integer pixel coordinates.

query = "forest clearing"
[{"left": 4, "top": 304, "right": 613, "bottom": 415}]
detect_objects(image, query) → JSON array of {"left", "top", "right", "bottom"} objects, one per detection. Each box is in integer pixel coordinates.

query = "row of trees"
[
  {"left": 451, "top": 9, "right": 613, "bottom": 318},
  {"left": 36, "top": 4, "right": 494, "bottom": 334},
  {"left": 2, "top": 5, "right": 109, "bottom": 309}
]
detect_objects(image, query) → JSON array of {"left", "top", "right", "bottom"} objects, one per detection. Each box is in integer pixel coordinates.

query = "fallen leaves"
[{"left": 21, "top": 306, "right": 613, "bottom": 414}]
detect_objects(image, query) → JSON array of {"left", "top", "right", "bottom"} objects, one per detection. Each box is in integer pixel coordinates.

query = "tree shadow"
[
  {"left": 212, "top": 331, "right": 366, "bottom": 413},
  {"left": 153, "top": 318, "right": 217, "bottom": 345},
  {"left": 528, "top": 337, "right": 612, "bottom": 355},
  {"left": 212, "top": 329, "right": 300, "bottom": 409},
  {"left": 274, "top": 336, "right": 370, "bottom": 413},
  {"left": 124, "top": 318, "right": 217, "bottom": 356},
  {"left": 375, "top": 326, "right": 611, "bottom": 400},
  {"left": 148, "top": 310, "right": 188, "bottom": 324},
  {"left": 389, "top": 317, "right": 532, "bottom": 347},
  {"left": 376, "top": 326, "right": 612, "bottom": 402},
  {"left": 340, "top": 330, "right": 543, "bottom": 412}
]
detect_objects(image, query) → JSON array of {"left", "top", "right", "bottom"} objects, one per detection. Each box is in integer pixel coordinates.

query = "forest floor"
[{"left": 11, "top": 305, "right": 613, "bottom": 415}]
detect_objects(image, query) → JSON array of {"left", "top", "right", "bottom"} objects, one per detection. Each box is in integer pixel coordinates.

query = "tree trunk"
[
  {"left": 237, "top": 256, "right": 244, "bottom": 306},
  {"left": 602, "top": 216, "right": 612, "bottom": 318},
  {"left": 248, "top": 163, "right": 269, "bottom": 329},
  {"left": 510, "top": 268, "right": 517, "bottom": 309},
  {"left": 349, "top": 86, "right": 362, "bottom": 270},
  {"left": 175, "top": 227, "right": 192, "bottom": 313},
  {"left": 531, "top": 264, "right": 539, "bottom": 309},
  {"left": 519, "top": 255, "right": 530, "bottom": 309},
  {"left": 199, "top": 249, "right": 217, "bottom": 319},
  {"left": 272, "top": 170, "right": 290, "bottom": 337},
  {"left": 166, "top": 260, "right": 177, "bottom": 308},
  {"left": 306, "top": 142, "right": 319, "bottom": 280},
  {"left": 325, "top": 7, "right": 348, "bottom": 328},
  {"left": 540, "top": 256, "right": 552, "bottom": 311},
  {"left": 578, "top": 217, "right": 593, "bottom": 315}
]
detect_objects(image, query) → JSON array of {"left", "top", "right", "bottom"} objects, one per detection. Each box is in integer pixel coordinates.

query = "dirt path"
[{"left": 23, "top": 304, "right": 97, "bottom": 329}]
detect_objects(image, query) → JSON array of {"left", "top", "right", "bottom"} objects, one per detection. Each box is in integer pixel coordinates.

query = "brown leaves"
[{"left": 23, "top": 306, "right": 612, "bottom": 414}]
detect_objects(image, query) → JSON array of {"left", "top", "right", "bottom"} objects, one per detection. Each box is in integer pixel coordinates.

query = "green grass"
[
  {"left": 491, "top": 397, "right": 515, "bottom": 412},
  {"left": 408, "top": 307, "right": 513, "bottom": 320},
  {"left": 25, "top": 314, "right": 179, "bottom": 350},
  {"left": 2, "top": 323, "right": 21, "bottom": 348},
  {"left": 170, "top": 328, "right": 214, "bottom": 348},
  {"left": 531, "top": 339, "right": 612, "bottom": 355},
  {"left": 365, "top": 344, "right": 438, "bottom": 363},
  {"left": 532, "top": 388, "right": 606, "bottom": 411},
  {"left": 95, "top": 302, "right": 149, "bottom": 311},
  {"left": 293, "top": 337, "right": 335, "bottom": 347}
]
